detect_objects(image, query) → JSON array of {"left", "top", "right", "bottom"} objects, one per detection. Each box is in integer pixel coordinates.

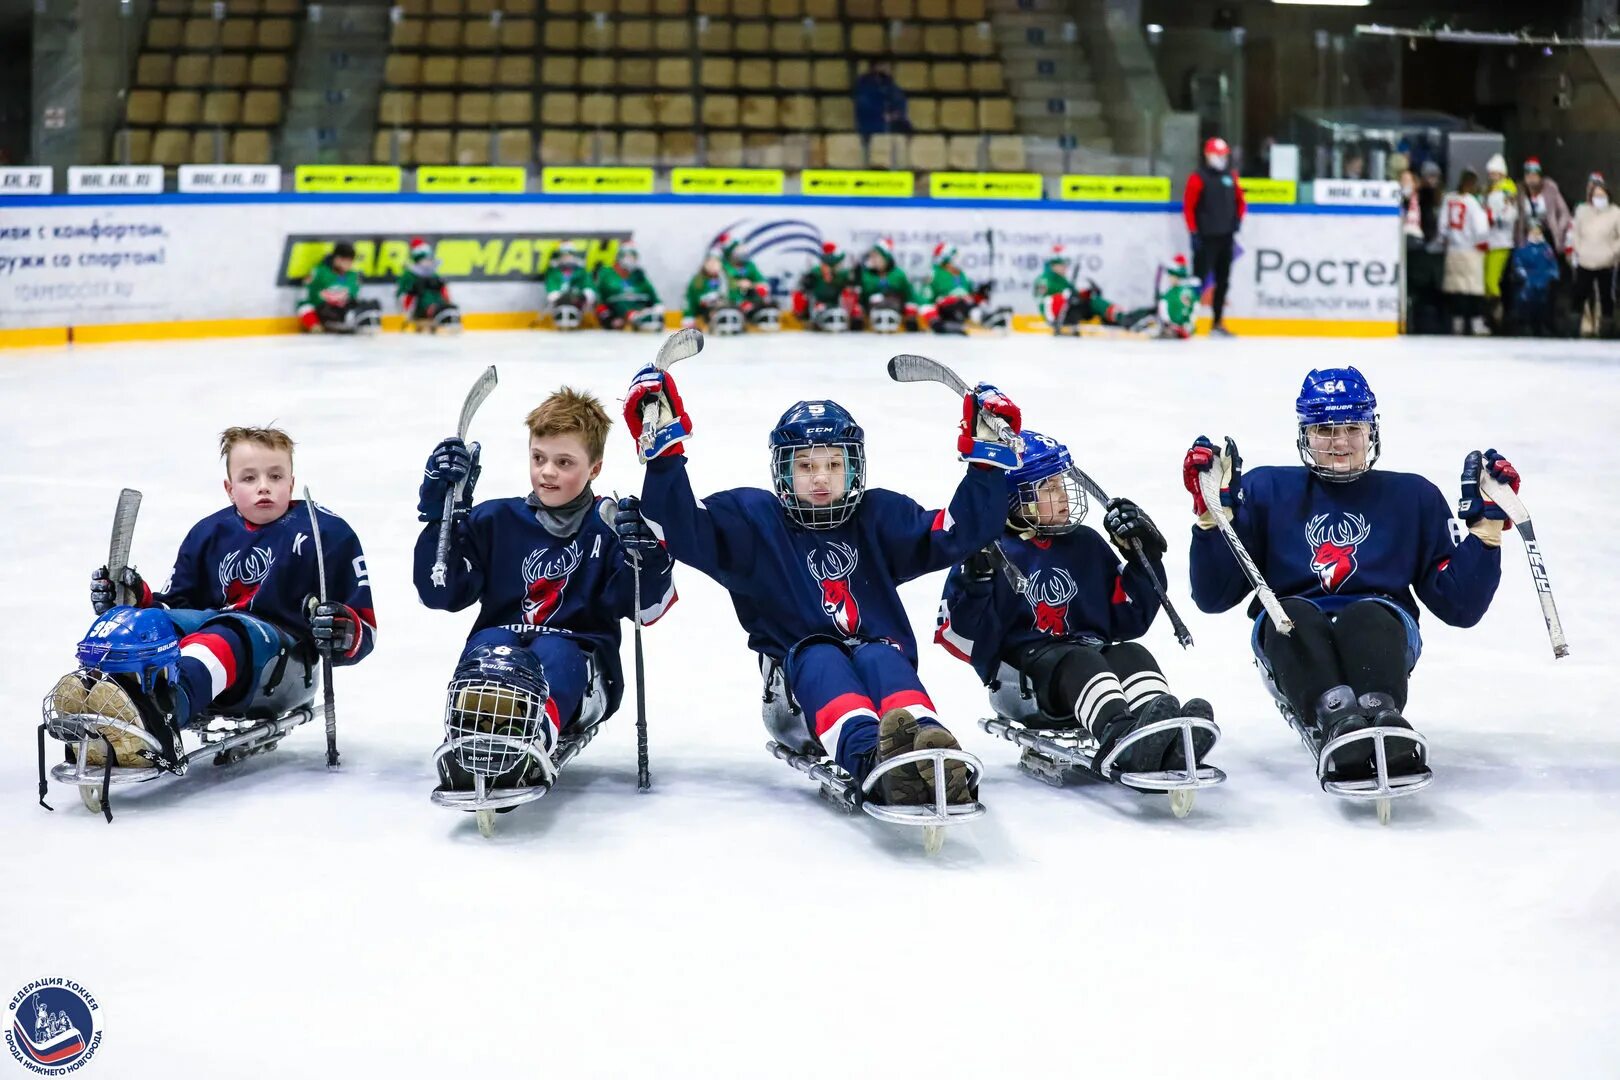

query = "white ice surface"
[{"left": 2, "top": 330, "right": 1618, "bottom": 1078}]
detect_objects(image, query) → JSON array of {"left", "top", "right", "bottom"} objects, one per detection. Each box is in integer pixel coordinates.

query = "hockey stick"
[
  {"left": 304, "top": 486, "right": 340, "bottom": 767},
  {"left": 1065, "top": 467, "right": 1194, "bottom": 649},
  {"left": 605, "top": 495, "right": 653, "bottom": 791},
  {"left": 636, "top": 327, "right": 705, "bottom": 461},
  {"left": 108, "top": 488, "right": 142, "bottom": 606},
  {"left": 431, "top": 365, "right": 499, "bottom": 588},
  {"left": 1480, "top": 472, "right": 1569, "bottom": 659},
  {"left": 1196, "top": 471, "right": 1293, "bottom": 634}
]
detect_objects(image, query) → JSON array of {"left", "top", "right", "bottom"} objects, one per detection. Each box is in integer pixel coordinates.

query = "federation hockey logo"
[
  {"left": 1026, "top": 568, "right": 1078, "bottom": 636},
  {"left": 1306, "top": 513, "right": 1372, "bottom": 593},
  {"left": 522, "top": 541, "right": 582, "bottom": 626},
  {"left": 218, "top": 546, "right": 274, "bottom": 610},
  {"left": 6, "top": 979, "right": 102, "bottom": 1073},
  {"left": 807, "top": 542, "right": 861, "bottom": 635}
]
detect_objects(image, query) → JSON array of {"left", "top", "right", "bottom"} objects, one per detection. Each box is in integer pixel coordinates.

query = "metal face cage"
[
  {"left": 1009, "top": 466, "right": 1088, "bottom": 536},
  {"left": 772, "top": 442, "right": 866, "bottom": 530},
  {"left": 443, "top": 676, "right": 549, "bottom": 779}
]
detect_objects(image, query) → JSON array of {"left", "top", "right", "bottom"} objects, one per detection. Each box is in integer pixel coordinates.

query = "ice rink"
[{"left": 2, "top": 328, "right": 1617, "bottom": 1078}]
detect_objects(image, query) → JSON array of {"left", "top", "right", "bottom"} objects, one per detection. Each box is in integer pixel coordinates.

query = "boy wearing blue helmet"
[
  {"left": 938, "top": 430, "right": 1217, "bottom": 774},
  {"left": 1184, "top": 367, "right": 1512, "bottom": 787},
  {"left": 624, "top": 363, "right": 1022, "bottom": 807}
]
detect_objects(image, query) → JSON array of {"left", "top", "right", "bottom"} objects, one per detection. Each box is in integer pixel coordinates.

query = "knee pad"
[{"left": 196, "top": 614, "right": 313, "bottom": 718}]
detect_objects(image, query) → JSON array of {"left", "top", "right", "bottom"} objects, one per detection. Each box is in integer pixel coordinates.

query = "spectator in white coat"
[
  {"left": 1570, "top": 178, "right": 1620, "bottom": 338},
  {"left": 1442, "top": 169, "right": 1491, "bottom": 335}
]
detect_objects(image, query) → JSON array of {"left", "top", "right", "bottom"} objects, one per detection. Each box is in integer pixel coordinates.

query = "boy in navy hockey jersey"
[
  {"left": 56, "top": 426, "right": 376, "bottom": 767},
  {"left": 415, "top": 388, "right": 675, "bottom": 792},
  {"left": 1185, "top": 366, "right": 1507, "bottom": 781},
  {"left": 938, "top": 430, "right": 1216, "bottom": 773},
  {"left": 625, "top": 363, "right": 1022, "bottom": 806}
]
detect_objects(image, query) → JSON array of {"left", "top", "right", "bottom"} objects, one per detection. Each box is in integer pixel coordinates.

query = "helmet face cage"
[
  {"left": 772, "top": 441, "right": 866, "bottom": 529},
  {"left": 1009, "top": 466, "right": 1088, "bottom": 536},
  {"left": 1297, "top": 419, "right": 1381, "bottom": 482},
  {"left": 444, "top": 675, "right": 549, "bottom": 778}
]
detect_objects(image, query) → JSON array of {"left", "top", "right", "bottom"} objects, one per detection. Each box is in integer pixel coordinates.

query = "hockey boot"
[
  {"left": 914, "top": 724, "right": 975, "bottom": 805},
  {"left": 1313, "top": 685, "right": 1382, "bottom": 783},
  {"left": 1160, "top": 697, "right": 1218, "bottom": 771},
  {"left": 1093, "top": 694, "right": 1183, "bottom": 778},
  {"left": 874, "top": 707, "right": 925, "bottom": 805},
  {"left": 1320, "top": 691, "right": 1425, "bottom": 783},
  {"left": 51, "top": 672, "right": 182, "bottom": 769}
]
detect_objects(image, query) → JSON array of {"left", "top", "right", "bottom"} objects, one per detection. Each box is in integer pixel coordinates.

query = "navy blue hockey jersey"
[
  {"left": 412, "top": 495, "right": 676, "bottom": 708},
  {"left": 154, "top": 502, "right": 377, "bottom": 664},
  {"left": 937, "top": 526, "right": 1165, "bottom": 684},
  {"left": 1189, "top": 465, "right": 1500, "bottom": 626},
  {"left": 639, "top": 455, "right": 1006, "bottom": 664}
]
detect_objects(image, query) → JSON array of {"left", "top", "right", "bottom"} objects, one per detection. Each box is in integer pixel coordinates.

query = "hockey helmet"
[
  {"left": 409, "top": 236, "right": 433, "bottom": 261},
  {"left": 1204, "top": 137, "right": 1230, "bottom": 168},
  {"left": 720, "top": 233, "right": 747, "bottom": 265},
  {"left": 554, "top": 240, "right": 583, "bottom": 267},
  {"left": 445, "top": 643, "right": 552, "bottom": 777},
  {"left": 769, "top": 400, "right": 866, "bottom": 529},
  {"left": 1295, "top": 367, "right": 1380, "bottom": 481},
  {"left": 1006, "top": 430, "right": 1087, "bottom": 535},
  {"left": 933, "top": 242, "right": 958, "bottom": 268},
  {"left": 1166, "top": 254, "right": 1192, "bottom": 280},
  {"left": 819, "top": 241, "right": 845, "bottom": 268},
  {"left": 75, "top": 607, "right": 180, "bottom": 695},
  {"left": 1043, "top": 245, "right": 1070, "bottom": 273},
  {"left": 866, "top": 237, "right": 897, "bottom": 271},
  {"left": 617, "top": 242, "right": 640, "bottom": 270}
]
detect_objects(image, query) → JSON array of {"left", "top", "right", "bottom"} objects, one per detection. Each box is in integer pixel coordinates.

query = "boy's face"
[
  {"left": 332, "top": 255, "right": 354, "bottom": 273},
  {"left": 1305, "top": 423, "right": 1370, "bottom": 476},
  {"left": 530, "top": 432, "right": 601, "bottom": 508},
  {"left": 224, "top": 443, "right": 294, "bottom": 525},
  {"left": 1029, "top": 474, "right": 1072, "bottom": 527},
  {"left": 792, "top": 446, "right": 846, "bottom": 507}
]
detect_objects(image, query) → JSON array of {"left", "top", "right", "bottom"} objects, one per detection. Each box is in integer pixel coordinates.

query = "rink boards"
[{"left": 0, "top": 193, "right": 1401, "bottom": 346}]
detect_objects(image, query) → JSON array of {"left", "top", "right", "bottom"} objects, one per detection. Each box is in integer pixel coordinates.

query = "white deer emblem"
[
  {"left": 806, "top": 542, "right": 861, "bottom": 635},
  {"left": 1026, "top": 568, "right": 1079, "bottom": 635},
  {"left": 218, "top": 546, "right": 274, "bottom": 610},
  {"left": 1306, "top": 513, "right": 1372, "bottom": 592},
  {"left": 521, "top": 541, "right": 583, "bottom": 625}
]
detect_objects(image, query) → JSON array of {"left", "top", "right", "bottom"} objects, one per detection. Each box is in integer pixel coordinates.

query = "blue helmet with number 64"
[{"left": 1295, "top": 366, "right": 1380, "bottom": 481}]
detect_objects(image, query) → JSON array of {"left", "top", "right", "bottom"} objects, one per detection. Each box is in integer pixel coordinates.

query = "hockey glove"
[
  {"left": 91, "top": 565, "right": 151, "bottom": 614},
  {"left": 417, "top": 437, "right": 481, "bottom": 522},
  {"left": 613, "top": 495, "right": 662, "bottom": 551},
  {"left": 308, "top": 599, "right": 362, "bottom": 657},
  {"left": 624, "top": 364, "right": 692, "bottom": 461},
  {"left": 960, "top": 547, "right": 999, "bottom": 597},
  {"left": 1182, "top": 436, "right": 1241, "bottom": 528},
  {"left": 1458, "top": 449, "right": 1517, "bottom": 546},
  {"left": 1103, "top": 498, "right": 1167, "bottom": 560},
  {"left": 958, "top": 382, "right": 1023, "bottom": 469}
]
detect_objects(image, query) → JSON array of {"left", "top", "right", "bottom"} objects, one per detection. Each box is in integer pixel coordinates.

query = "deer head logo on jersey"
[
  {"left": 1026, "top": 568, "right": 1079, "bottom": 636},
  {"left": 807, "top": 542, "right": 861, "bottom": 635},
  {"left": 1306, "top": 513, "right": 1372, "bottom": 593},
  {"left": 218, "top": 546, "right": 274, "bottom": 610},
  {"left": 522, "top": 541, "right": 582, "bottom": 625}
]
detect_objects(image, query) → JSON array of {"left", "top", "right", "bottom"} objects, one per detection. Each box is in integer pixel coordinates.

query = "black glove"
[
  {"left": 963, "top": 547, "right": 997, "bottom": 583},
  {"left": 417, "top": 437, "right": 481, "bottom": 521},
  {"left": 614, "top": 495, "right": 661, "bottom": 551},
  {"left": 1103, "top": 498, "right": 1167, "bottom": 560},
  {"left": 91, "top": 566, "right": 148, "bottom": 614},
  {"left": 308, "top": 599, "right": 361, "bottom": 656}
]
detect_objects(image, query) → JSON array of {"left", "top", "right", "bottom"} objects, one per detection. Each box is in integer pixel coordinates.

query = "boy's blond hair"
[
  {"left": 219, "top": 426, "right": 296, "bottom": 472},
  {"left": 525, "top": 388, "right": 612, "bottom": 462}
]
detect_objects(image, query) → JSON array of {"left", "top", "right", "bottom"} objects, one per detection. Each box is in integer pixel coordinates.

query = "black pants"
[
  {"left": 1258, "top": 598, "right": 1410, "bottom": 725},
  {"left": 1015, "top": 640, "right": 1166, "bottom": 735},
  {"left": 1406, "top": 248, "right": 1447, "bottom": 334},
  {"left": 1575, "top": 265, "right": 1617, "bottom": 323},
  {"left": 1193, "top": 234, "right": 1235, "bottom": 325}
]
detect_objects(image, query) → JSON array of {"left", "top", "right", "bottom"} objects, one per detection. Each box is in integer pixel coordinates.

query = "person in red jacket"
[{"left": 1184, "top": 136, "right": 1247, "bottom": 336}]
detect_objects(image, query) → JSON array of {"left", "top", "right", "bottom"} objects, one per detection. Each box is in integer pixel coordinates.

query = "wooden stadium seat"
[
  {"left": 620, "top": 58, "right": 655, "bottom": 85},
  {"left": 804, "top": 0, "right": 836, "bottom": 15},
  {"left": 879, "top": 0, "right": 912, "bottom": 18},
  {"left": 952, "top": 0, "right": 985, "bottom": 18},
  {"left": 699, "top": 57, "right": 735, "bottom": 89},
  {"left": 823, "top": 132, "right": 863, "bottom": 169},
  {"left": 456, "top": 92, "right": 492, "bottom": 125},
  {"left": 817, "top": 96, "right": 854, "bottom": 129},
  {"left": 889, "top": 23, "right": 922, "bottom": 52},
  {"left": 777, "top": 58, "right": 810, "bottom": 90},
  {"left": 743, "top": 133, "right": 784, "bottom": 168},
  {"left": 740, "top": 95, "right": 777, "bottom": 129},
  {"left": 732, "top": 0, "right": 764, "bottom": 14},
  {"left": 849, "top": 23, "right": 884, "bottom": 55},
  {"left": 202, "top": 90, "right": 242, "bottom": 125},
  {"left": 868, "top": 132, "right": 902, "bottom": 168},
  {"left": 385, "top": 54, "right": 422, "bottom": 85},
  {"left": 908, "top": 96, "right": 937, "bottom": 130},
  {"left": 494, "top": 91, "right": 532, "bottom": 125},
  {"left": 620, "top": 94, "right": 655, "bottom": 126},
  {"left": 915, "top": 0, "right": 949, "bottom": 18},
  {"left": 136, "top": 53, "right": 173, "bottom": 86},
  {"left": 429, "top": 0, "right": 463, "bottom": 13},
  {"left": 619, "top": 20, "right": 653, "bottom": 52},
  {"left": 421, "top": 56, "right": 459, "bottom": 86},
  {"left": 378, "top": 90, "right": 417, "bottom": 126},
  {"left": 813, "top": 58, "right": 849, "bottom": 91},
  {"left": 939, "top": 96, "right": 975, "bottom": 132},
  {"left": 173, "top": 54, "right": 210, "bottom": 87},
  {"left": 581, "top": 19, "right": 614, "bottom": 50},
  {"left": 212, "top": 54, "right": 249, "bottom": 87},
  {"left": 189, "top": 129, "right": 226, "bottom": 163},
  {"left": 908, "top": 133, "right": 947, "bottom": 170},
  {"left": 503, "top": 0, "right": 537, "bottom": 11},
  {"left": 146, "top": 17, "right": 182, "bottom": 48},
  {"left": 151, "top": 128, "right": 191, "bottom": 166},
  {"left": 220, "top": 17, "right": 255, "bottom": 49},
  {"left": 414, "top": 129, "right": 453, "bottom": 165},
  {"left": 465, "top": 0, "right": 495, "bottom": 13},
  {"left": 695, "top": 20, "right": 731, "bottom": 51},
  {"left": 391, "top": 18, "right": 425, "bottom": 48},
  {"left": 579, "top": 92, "right": 616, "bottom": 126},
  {"left": 540, "top": 129, "right": 579, "bottom": 165},
  {"left": 541, "top": 56, "right": 579, "bottom": 85},
  {"left": 582, "top": 0, "right": 610, "bottom": 12},
  {"left": 462, "top": 18, "right": 497, "bottom": 50},
  {"left": 620, "top": 0, "right": 652, "bottom": 13},
  {"left": 230, "top": 129, "right": 272, "bottom": 164},
  {"left": 454, "top": 130, "right": 492, "bottom": 165},
  {"left": 578, "top": 130, "right": 617, "bottom": 165},
  {"left": 655, "top": 93, "right": 694, "bottom": 127},
  {"left": 780, "top": 94, "right": 815, "bottom": 130},
  {"left": 541, "top": 92, "right": 579, "bottom": 126},
  {"left": 579, "top": 56, "right": 616, "bottom": 87},
  {"left": 701, "top": 94, "right": 738, "bottom": 127},
  {"left": 969, "top": 60, "right": 1004, "bottom": 92},
  {"left": 695, "top": 0, "right": 726, "bottom": 14},
  {"left": 242, "top": 89, "right": 282, "bottom": 125},
  {"left": 961, "top": 23, "right": 994, "bottom": 56},
  {"left": 499, "top": 19, "right": 536, "bottom": 49},
  {"left": 155, "top": 0, "right": 186, "bottom": 11},
  {"left": 654, "top": 19, "right": 690, "bottom": 51},
  {"left": 248, "top": 54, "right": 288, "bottom": 86},
  {"left": 979, "top": 97, "right": 1014, "bottom": 132},
  {"left": 125, "top": 90, "right": 164, "bottom": 127},
  {"left": 182, "top": 17, "right": 218, "bottom": 50},
  {"left": 494, "top": 55, "right": 532, "bottom": 86},
  {"left": 947, "top": 134, "right": 981, "bottom": 170},
  {"left": 655, "top": 57, "right": 691, "bottom": 88},
  {"left": 767, "top": 0, "right": 801, "bottom": 15},
  {"left": 808, "top": 23, "right": 843, "bottom": 53},
  {"left": 262, "top": 0, "right": 300, "bottom": 12},
  {"left": 931, "top": 62, "right": 966, "bottom": 93},
  {"left": 112, "top": 128, "right": 153, "bottom": 166},
  {"left": 257, "top": 17, "right": 294, "bottom": 49},
  {"left": 494, "top": 128, "right": 533, "bottom": 166},
  {"left": 544, "top": 20, "right": 579, "bottom": 50},
  {"left": 895, "top": 61, "right": 928, "bottom": 93},
  {"left": 734, "top": 22, "right": 768, "bottom": 53},
  {"left": 770, "top": 22, "right": 804, "bottom": 53},
  {"left": 620, "top": 129, "right": 658, "bottom": 165},
  {"left": 163, "top": 90, "right": 201, "bottom": 125},
  {"left": 705, "top": 131, "right": 743, "bottom": 167},
  {"left": 661, "top": 130, "right": 698, "bottom": 165},
  {"left": 845, "top": 0, "right": 878, "bottom": 17},
  {"left": 737, "top": 59, "right": 772, "bottom": 91},
  {"left": 460, "top": 54, "right": 494, "bottom": 84},
  {"left": 987, "top": 135, "right": 1025, "bottom": 171},
  {"left": 424, "top": 17, "right": 461, "bottom": 48},
  {"left": 655, "top": 0, "right": 690, "bottom": 14},
  {"left": 418, "top": 91, "right": 454, "bottom": 125}
]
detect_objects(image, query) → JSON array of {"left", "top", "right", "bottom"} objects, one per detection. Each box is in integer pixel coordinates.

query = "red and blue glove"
[
  {"left": 1183, "top": 435, "right": 1241, "bottom": 527},
  {"left": 624, "top": 364, "right": 692, "bottom": 461},
  {"left": 1459, "top": 449, "right": 1518, "bottom": 544},
  {"left": 958, "top": 382, "right": 1022, "bottom": 469}
]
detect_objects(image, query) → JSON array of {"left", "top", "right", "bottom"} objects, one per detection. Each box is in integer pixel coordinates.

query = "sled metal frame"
[
  {"left": 1268, "top": 681, "right": 1433, "bottom": 823},
  {"left": 49, "top": 706, "right": 316, "bottom": 792},
  {"left": 767, "top": 741, "right": 986, "bottom": 829},
  {"left": 429, "top": 722, "right": 603, "bottom": 816},
  {"left": 980, "top": 715, "right": 1224, "bottom": 813}
]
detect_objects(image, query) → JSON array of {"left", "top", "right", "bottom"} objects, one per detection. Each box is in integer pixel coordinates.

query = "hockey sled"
[
  {"left": 867, "top": 305, "right": 904, "bottom": 334},
  {"left": 750, "top": 307, "right": 782, "bottom": 333},
  {"left": 812, "top": 306, "right": 850, "bottom": 333},
  {"left": 707, "top": 307, "right": 745, "bottom": 336},
  {"left": 550, "top": 303, "right": 584, "bottom": 330}
]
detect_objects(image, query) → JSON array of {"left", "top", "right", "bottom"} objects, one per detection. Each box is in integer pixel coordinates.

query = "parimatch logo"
[{"left": 277, "top": 232, "right": 631, "bottom": 284}]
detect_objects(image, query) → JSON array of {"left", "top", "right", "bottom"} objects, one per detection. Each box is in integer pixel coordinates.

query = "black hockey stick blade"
[
  {"left": 887, "top": 353, "right": 969, "bottom": 395},
  {"left": 304, "top": 486, "right": 340, "bottom": 768},
  {"left": 655, "top": 327, "right": 704, "bottom": 372}
]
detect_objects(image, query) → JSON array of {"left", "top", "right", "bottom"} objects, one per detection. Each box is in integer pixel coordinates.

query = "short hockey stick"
[
  {"left": 636, "top": 327, "right": 705, "bottom": 461},
  {"left": 304, "top": 486, "right": 340, "bottom": 767},
  {"left": 108, "top": 488, "right": 142, "bottom": 606},
  {"left": 1480, "top": 472, "right": 1569, "bottom": 659},
  {"left": 431, "top": 365, "right": 499, "bottom": 588},
  {"left": 1197, "top": 471, "right": 1293, "bottom": 634},
  {"left": 1066, "top": 468, "right": 1194, "bottom": 648}
]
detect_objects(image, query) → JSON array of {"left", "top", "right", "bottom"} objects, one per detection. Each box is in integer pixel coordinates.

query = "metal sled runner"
[
  {"left": 430, "top": 721, "right": 604, "bottom": 838},
  {"left": 767, "top": 741, "right": 985, "bottom": 855},
  {"left": 1277, "top": 702, "right": 1432, "bottom": 825}
]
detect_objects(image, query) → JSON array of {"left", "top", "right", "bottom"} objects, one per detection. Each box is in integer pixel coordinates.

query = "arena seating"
[
  {"left": 113, "top": 0, "right": 302, "bottom": 167},
  {"left": 372, "top": 0, "right": 1023, "bottom": 171}
]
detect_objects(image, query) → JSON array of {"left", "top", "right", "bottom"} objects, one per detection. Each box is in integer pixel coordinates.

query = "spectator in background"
[
  {"left": 1482, "top": 154, "right": 1518, "bottom": 327},
  {"left": 1508, "top": 222, "right": 1560, "bottom": 337},
  {"left": 1514, "top": 158, "right": 1571, "bottom": 252},
  {"left": 1403, "top": 163, "right": 1447, "bottom": 334},
  {"left": 1442, "top": 169, "right": 1491, "bottom": 336},
  {"left": 853, "top": 61, "right": 911, "bottom": 140},
  {"left": 1184, "top": 135, "right": 1245, "bottom": 336},
  {"left": 1570, "top": 178, "right": 1620, "bottom": 339}
]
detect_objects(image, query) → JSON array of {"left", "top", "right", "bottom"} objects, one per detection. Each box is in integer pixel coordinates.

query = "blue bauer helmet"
[
  {"left": 1006, "top": 430, "right": 1087, "bottom": 535},
  {"left": 769, "top": 400, "right": 867, "bottom": 529},
  {"left": 74, "top": 606, "right": 180, "bottom": 695},
  {"left": 1295, "top": 366, "right": 1380, "bottom": 482}
]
